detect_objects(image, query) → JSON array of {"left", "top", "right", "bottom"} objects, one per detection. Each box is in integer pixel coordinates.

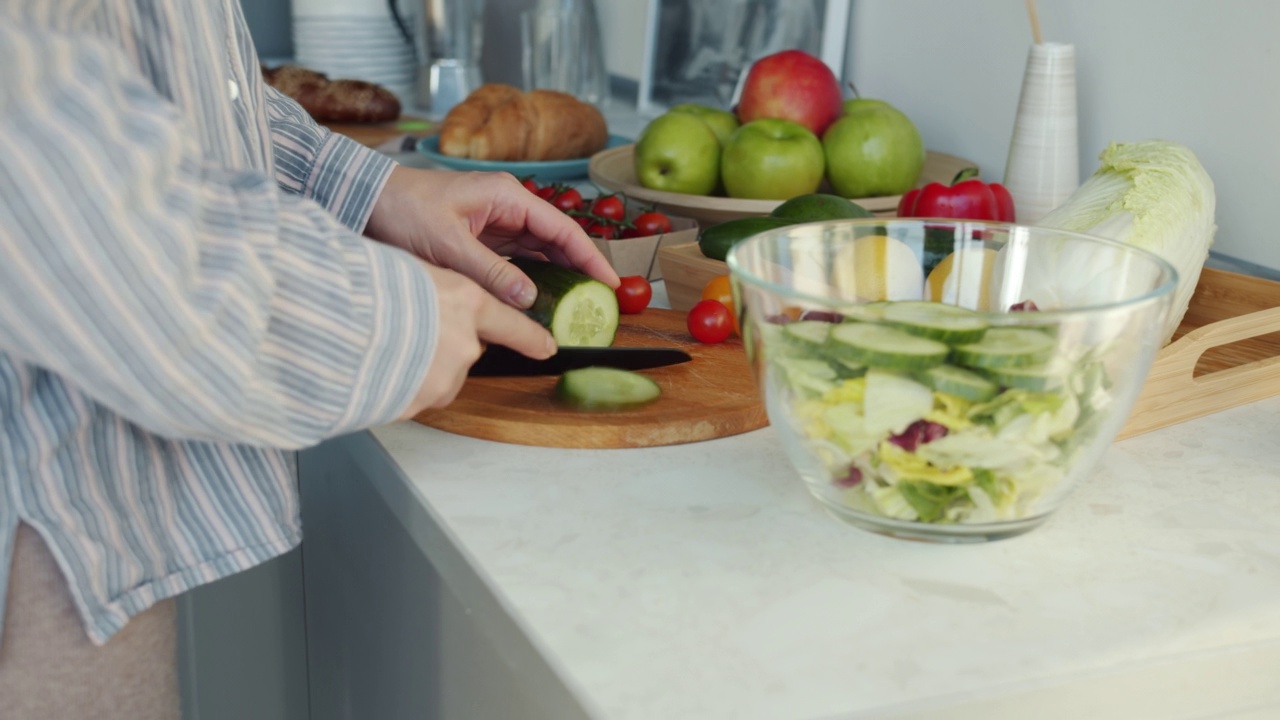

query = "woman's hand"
[
  {"left": 365, "top": 166, "right": 620, "bottom": 309},
  {"left": 398, "top": 259, "right": 557, "bottom": 418}
]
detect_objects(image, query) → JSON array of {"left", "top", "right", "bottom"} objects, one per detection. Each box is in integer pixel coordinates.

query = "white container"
[{"left": 1002, "top": 42, "right": 1079, "bottom": 224}]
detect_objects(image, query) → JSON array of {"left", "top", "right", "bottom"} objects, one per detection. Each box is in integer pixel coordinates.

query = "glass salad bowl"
[{"left": 727, "top": 218, "right": 1178, "bottom": 542}]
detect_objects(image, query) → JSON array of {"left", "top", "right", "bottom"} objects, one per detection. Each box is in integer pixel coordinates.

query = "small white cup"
[{"left": 1003, "top": 42, "right": 1080, "bottom": 223}]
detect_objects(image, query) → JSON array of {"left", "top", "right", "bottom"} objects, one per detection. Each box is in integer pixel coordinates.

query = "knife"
[{"left": 468, "top": 344, "right": 693, "bottom": 377}]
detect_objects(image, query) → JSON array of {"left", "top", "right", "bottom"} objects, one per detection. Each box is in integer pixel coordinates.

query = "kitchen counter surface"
[
  {"left": 358, "top": 386, "right": 1280, "bottom": 719},
  {"left": 313, "top": 100, "right": 1280, "bottom": 719}
]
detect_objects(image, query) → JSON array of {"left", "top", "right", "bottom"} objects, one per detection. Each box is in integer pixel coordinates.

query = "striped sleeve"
[
  {"left": 0, "top": 26, "right": 437, "bottom": 449},
  {"left": 262, "top": 85, "right": 396, "bottom": 232}
]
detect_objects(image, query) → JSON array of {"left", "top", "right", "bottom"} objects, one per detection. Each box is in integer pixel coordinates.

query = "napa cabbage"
[{"left": 1036, "top": 140, "right": 1217, "bottom": 344}]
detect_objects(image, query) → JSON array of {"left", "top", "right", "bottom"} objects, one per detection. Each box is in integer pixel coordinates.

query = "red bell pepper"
[{"left": 897, "top": 168, "right": 1016, "bottom": 222}]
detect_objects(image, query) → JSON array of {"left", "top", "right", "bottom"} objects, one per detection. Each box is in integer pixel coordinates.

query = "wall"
[{"left": 843, "top": 0, "right": 1279, "bottom": 269}]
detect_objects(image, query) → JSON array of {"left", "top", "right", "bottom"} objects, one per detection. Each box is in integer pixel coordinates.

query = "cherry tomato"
[
  {"left": 687, "top": 299, "right": 732, "bottom": 344},
  {"left": 573, "top": 215, "right": 593, "bottom": 229},
  {"left": 535, "top": 185, "right": 558, "bottom": 201},
  {"left": 590, "top": 195, "right": 626, "bottom": 222},
  {"left": 615, "top": 275, "right": 652, "bottom": 314},
  {"left": 520, "top": 177, "right": 540, "bottom": 193},
  {"left": 699, "top": 275, "right": 739, "bottom": 335},
  {"left": 586, "top": 222, "right": 616, "bottom": 239},
  {"left": 552, "top": 188, "right": 584, "bottom": 213},
  {"left": 632, "top": 211, "right": 672, "bottom": 237}
]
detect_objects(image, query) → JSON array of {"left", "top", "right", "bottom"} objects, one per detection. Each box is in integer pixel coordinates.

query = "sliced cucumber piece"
[
  {"left": 783, "top": 320, "right": 834, "bottom": 348},
  {"left": 510, "top": 257, "right": 619, "bottom": 347},
  {"left": 555, "top": 367, "right": 661, "bottom": 411},
  {"left": 833, "top": 358, "right": 868, "bottom": 379},
  {"left": 953, "top": 327, "right": 1056, "bottom": 370},
  {"left": 828, "top": 323, "right": 950, "bottom": 371},
  {"left": 916, "top": 364, "right": 999, "bottom": 402},
  {"left": 983, "top": 355, "right": 1074, "bottom": 391},
  {"left": 881, "top": 301, "right": 989, "bottom": 344}
]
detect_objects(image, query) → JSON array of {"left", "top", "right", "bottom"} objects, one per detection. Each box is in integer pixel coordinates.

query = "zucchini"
[
  {"left": 509, "top": 257, "right": 618, "bottom": 347},
  {"left": 556, "top": 367, "right": 661, "bottom": 411},
  {"left": 698, "top": 217, "right": 796, "bottom": 261}
]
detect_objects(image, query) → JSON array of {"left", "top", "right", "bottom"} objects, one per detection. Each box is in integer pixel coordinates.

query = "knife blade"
[{"left": 468, "top": 344, "right": 693, "bottom": 377}]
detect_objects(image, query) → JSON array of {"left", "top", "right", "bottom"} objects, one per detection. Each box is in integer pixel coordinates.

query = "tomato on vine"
[
  {"left": 589, "top": 195, "right": 626, "bottom": 222},
  {"left": 551, "top": 187, "right": 584, "bottom": 213},
  {"left": 632, "top": 211, "right": 672, "bottom": 236}
]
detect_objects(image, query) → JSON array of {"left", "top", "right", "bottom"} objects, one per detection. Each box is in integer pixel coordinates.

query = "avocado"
[{"left": 769, "top": 193, "right": 874, "bottom": 222}]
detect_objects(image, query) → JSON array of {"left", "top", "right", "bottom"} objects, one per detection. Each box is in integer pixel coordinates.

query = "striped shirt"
[{"left": 0, "top": 1, "right": 437, "bottom": 644}]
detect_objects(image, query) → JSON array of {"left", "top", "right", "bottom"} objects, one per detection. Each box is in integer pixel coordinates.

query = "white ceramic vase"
[{"left": 1003, "top": 42, "right": 1080, "bottom": 224}]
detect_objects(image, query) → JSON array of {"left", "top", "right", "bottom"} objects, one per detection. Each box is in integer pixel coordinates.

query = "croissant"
[
  {"left": 262, "top": 64, "right": 401, "bottom": 124},
  {"left": 438, "top": 84, "right": 608, "bottom": 162}
]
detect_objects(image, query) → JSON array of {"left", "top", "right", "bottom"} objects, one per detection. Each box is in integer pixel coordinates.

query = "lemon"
[
  {"left": 926, "top": 247, "right": 998, "bottom": 310},
  {"left": 833, "top": 234, "right": 924, "bottom": 302}
]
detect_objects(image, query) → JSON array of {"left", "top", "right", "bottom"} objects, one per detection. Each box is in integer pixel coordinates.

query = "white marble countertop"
[
  {"left": 368, "top": 387, "right": 1280, "bottom": 720},
  {"left": 363, "top": 100, "right": 1280, "bottom": 718}
]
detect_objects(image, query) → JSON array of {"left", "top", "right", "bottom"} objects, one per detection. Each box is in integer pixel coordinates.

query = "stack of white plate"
[{"left": 292, "top": 0, "right": 419, "bottom": 106}]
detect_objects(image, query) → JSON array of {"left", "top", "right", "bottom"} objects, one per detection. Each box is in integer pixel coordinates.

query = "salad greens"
[{"left": 762, "top": 302, "right": 1114, "bottom": 525}]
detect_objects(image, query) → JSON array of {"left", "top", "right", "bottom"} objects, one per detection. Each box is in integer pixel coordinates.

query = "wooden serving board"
[
  {"left": 413, "top": 309, "right": 768, "bottom": 448},
  {"left": 1119, "top": 267, "right": 1280, "bottom": 438}
]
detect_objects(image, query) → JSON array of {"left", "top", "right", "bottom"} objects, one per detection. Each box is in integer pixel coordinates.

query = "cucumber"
[
  {"left": 509, "top": 257, "right": 618, "bottom": 347},
  {"left": 555, "top": 367, "right": 661, "bottom": 411},
  {"left": 880, "top": 301, "right": 988, "bottom": 344},
  {"left": 828, "top": 322, "right": 950, "bottom": 371},
  {"left": 916, "top": 364, "right": 999, "bottom": 402},
  {"left": 698, "top": 217, "right": 796, "bottom": 261},
  {"left": 952, "top": 327, "right": 1055, "bottom": 370}
]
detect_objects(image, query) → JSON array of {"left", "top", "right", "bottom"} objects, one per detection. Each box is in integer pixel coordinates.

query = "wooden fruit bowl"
[{"left": 588, "top": 144, "right": 976, "bottom": 226}]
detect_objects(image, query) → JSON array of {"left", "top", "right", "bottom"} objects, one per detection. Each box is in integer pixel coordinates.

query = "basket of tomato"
[{"left": 522, "top": 178, "right": 700, "bottom": 282}]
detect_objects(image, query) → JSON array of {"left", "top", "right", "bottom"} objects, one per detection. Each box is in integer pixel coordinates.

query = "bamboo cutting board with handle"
[{"left": 413, "top": 309, "right": 768, "bottom": 448}]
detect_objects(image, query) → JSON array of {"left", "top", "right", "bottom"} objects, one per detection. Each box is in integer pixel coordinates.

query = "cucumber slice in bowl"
[
  {"left": 828, "top": 323, "right": 950, "bottom": 371},
  {"left": 880, "top": 301, "right": 988, "bottom": 344},
  {"left": 556, "top": 367, "right": 662, "bottom": 411},
  {"left": 953, "top": 328, "right": 1056, "bottom": 370},
  {"left": 916, "top": 364, "right": 999, "bottom": 402},
  {"left": 509, "top": 257, "right": 619, "bottom": 347}
]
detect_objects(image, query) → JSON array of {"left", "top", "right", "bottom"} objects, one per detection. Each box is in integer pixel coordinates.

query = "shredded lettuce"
[{"left": 1036, "top": 140, "right": 1217, "bottom": 344}]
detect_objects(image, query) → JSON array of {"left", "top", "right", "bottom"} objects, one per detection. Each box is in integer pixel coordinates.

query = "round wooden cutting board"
[{"left": 413, "top": 309, "right": 769, "bottom": 448}]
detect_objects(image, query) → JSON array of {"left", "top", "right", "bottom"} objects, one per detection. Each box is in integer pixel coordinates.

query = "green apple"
[
  {"left": 841, "top": 98, "right": 894, "bottom": 116},
  {"left": 634, "top": 112, "right": 722, "bottom": 195},
  {"left": 822, "top": 106, "right": 925, "bottom": 198},
  {"left": 669, "top": 103, "right": 740, "bottom": 146},
  {"left": 721, "top": 119, "right": 825, "bottom": 200}
]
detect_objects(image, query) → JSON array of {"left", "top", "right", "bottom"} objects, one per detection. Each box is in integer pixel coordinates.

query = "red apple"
[{"left": 736, "top": 50, "right": 844, "bottom": 137}]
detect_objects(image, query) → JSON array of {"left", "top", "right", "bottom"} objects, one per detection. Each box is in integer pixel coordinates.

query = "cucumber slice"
[
  {"left": 953, "top": 328, "right": 1056, "bottom": 370},
  {"left": 555, "top": 367, "right": 661, "bottom": 411},
  {"left": 828, "top": 323, "right": 950, "bottom": 371},
  {"left": 983, "top": 356, "right": 1073, "bottom": 391},
  {"left": 510, "top": 257, "right": 619, "bottom": 347},
  {"left": 783, "top": 320, "right": 834, "bottom": 347},
  {"left": 881, "top": 301, "right": 989, "bottom": 344},
  {"left": 916, "top": 364, "right": 999, "bottom": 402}
]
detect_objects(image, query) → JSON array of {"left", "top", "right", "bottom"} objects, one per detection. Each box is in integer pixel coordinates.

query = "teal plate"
[{"left": 415, "top": 134, "right": 631, "bottom": 183}]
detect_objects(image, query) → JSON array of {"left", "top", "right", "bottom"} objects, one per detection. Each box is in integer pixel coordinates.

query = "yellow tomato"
[{"left": 700, "top": 275, "right": 739, "bottom": 335}]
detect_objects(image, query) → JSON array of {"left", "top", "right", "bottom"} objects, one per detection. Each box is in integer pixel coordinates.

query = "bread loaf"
[
  {"left": 262, "top": 64, "right": 401, "bottom": 124},
  {"left": 438, "top": 84, "right": 608, "bottom": 162}
]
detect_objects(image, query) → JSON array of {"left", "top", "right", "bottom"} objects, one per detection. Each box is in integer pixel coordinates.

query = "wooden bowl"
[{"left": 587, "top": 144, "right": 979, "bottom": 226}]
